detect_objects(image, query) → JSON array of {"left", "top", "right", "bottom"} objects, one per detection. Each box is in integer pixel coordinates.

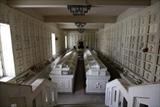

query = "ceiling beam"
[
  {"left": 58, "top": 23, "right": 104, "bottom": 29},
  {"left": 89, "top": 0, "right": 150, "bottom": 6},
  {"left": 44, "top": 15, "right": 117, "bottom": 23},
  {"left": 63, "top": 29, "right": 98, "bottom": 32},
  {"left": 7, "top": 0, "right": 151, "bottom": 8}
]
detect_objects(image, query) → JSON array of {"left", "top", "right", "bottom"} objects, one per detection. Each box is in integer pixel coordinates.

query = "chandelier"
[
  {"left": 78, "top": 28, "right": 85, "bottom": 33},
  {"left": 67, "top": 3, "right": 91, "bottom": 16},
  {"left": 75, "top": 22, "right": 86, "bottom": 28},
  {"left": 75, "top": 22, "right": 87, "bottom": 33}
]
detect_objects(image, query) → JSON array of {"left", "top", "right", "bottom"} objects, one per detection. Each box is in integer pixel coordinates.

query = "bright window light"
[
  {"left": 0, "top": 61, "right": 3, "bottom": 77},
  {"left": 51, "top": 33, "right": 56, "bottom": 56},
  {"left": 0, "top": 23, "right": 15, "bottom": 77},
  {"left": 65, "top": 36, "right": 67, "bottom": 49}
]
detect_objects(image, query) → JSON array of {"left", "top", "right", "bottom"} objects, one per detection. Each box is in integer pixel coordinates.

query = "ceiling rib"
[
  {"left": 58, "top": 23, "right": 104, "bottom": 30},
  {"left": 7, "top": 0, "right": 150, "bottom": 8},
  {"left": 44, "top": 15, "right": 117, "bottom": 23}
]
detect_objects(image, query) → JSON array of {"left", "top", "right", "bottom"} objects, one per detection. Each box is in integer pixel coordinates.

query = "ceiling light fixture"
[
  {"left": 67, "top": 0, "right": 91, "bottom": 16},
  {"left": 67, "top": 5, "right": 91, "bottom": 16},
  {"left": 78, "top": 28, "right": 85, "bottom": 33},
  {"left": 75, "top": 22, "right": 86, "bottom": 28}
]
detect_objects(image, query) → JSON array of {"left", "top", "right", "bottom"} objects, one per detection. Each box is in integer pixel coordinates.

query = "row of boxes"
[
  {"left": 97, "top": 3, "right": 160, "bottom": 83},
  {"left": 0, "top": 4, "right": 52, "bottom": 75}
]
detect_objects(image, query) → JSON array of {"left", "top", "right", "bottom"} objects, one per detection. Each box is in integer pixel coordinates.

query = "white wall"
[
  {"left": 0, "top": 3, "right": 65, "bottom": 76},
  {"left": 65, "top": 30, "right": 97, "bottom": 49},
  {"left": 105, "top": 79, "right": 160, "bottom": 107}
]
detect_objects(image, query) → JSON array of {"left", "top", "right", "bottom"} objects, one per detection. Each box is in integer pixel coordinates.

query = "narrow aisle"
[
  {"left": 74, "top": 51, "right": 86, "bottom": 94},
  {"left": 57, "top": 51, "right": 105, "bottom": 105}
]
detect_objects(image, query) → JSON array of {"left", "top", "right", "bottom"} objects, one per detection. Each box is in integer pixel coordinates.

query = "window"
[
  {"left": 0, "top": 23, "right": 15, "bottom": 78},
  {"left": 114, "top": 90, "right": 117, "bottom": 102},
  {"left": 51, "top": 33, "right": 56, "bottom": 56},
  {"left": 65, "top": 35, "right": 67, "bottom": 49}
]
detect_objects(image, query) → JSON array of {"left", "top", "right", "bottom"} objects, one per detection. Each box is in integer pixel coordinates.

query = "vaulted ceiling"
[{"left": 6, "top": 0, "right": 151, "bottom": 30}]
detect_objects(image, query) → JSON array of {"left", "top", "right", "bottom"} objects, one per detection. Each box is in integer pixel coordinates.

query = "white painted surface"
[
  {"left": 50, "top": 51, "right": 77, "bottom": 93},
  {"left": 31, "top": 79, "right": 44, "bottom": 91},
  {"left": 105, "top": 79, "right": 160, "bottom": 107},
  {"left": 0, "top": 76, "right": 14, "bottom": 82},
  {"left": 0, "top": 78, "right": 57, "bottom": 107},
  {"left": 50, "top": 75, "right": 74, "bottom": 93},
  {"left": 86, "top": 75, "right": 110, "bottom": 93},
  {"left": 84, "top": 49, "right": 110, "bottom": 93}
]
